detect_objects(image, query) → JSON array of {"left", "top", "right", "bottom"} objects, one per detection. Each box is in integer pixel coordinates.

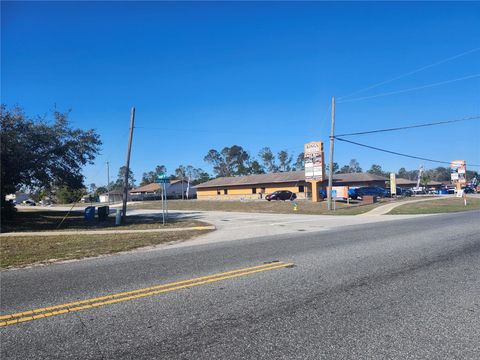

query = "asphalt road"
[{"left": 1, "top": 211, "right": 479, "bottom": 359}]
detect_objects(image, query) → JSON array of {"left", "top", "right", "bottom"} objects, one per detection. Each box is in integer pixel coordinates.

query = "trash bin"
[
  {"left": 84, "top": 206, "right": 96, "bottom": 221},
  {"left": 97, "top": 206, "right": 109, "bottom": 221}
]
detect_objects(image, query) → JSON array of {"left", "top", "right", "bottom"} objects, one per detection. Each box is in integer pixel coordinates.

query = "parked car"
[
  {"left": 265, "top": 190, "right": 297, "bottom": 201},
  {"left": 22, "top": 199, "right": 36, "bottom": 206},
  {"left": 385, "top": 187, "right": 413, "bottom": 197},
  {"left": 349, "top": 187, "right": 387, "bottom": 200},
  {"left": 464, "top": 186, "right": 475, "bottom": 194}
]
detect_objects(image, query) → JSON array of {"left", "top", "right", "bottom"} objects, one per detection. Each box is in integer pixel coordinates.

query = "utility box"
[
  {"left": 362, "top": 195, "right": 377, "bottom": 204},
  {"left": 97, "top": 206, "right": 109, "bottom": 221},
  {"left": 84, "top": 206, "right": 96, "bottom": 221}
]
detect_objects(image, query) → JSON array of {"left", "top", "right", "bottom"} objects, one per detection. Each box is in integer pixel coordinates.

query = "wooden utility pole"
[
  {"left": 106, "top": 161, "right": 110, "bottom": 204},
  {"left": 327, "top": 97, "right": 335, "bottom": 211},
  {"left": 122, "top": 107, "right": 135, "bottom": 223}
]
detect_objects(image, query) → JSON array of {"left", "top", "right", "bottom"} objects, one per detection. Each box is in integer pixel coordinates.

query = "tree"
[
  {"left": 204, "top": 145, "right": 251, "bottom": 177},
  {"left": 397, "top": 167, "right": 409, "bottom": 179},
  {"left": 55, "top": 186, "right": 85, "bottom": 204},
  {"left": 294, "top": 152, "right": 305, "bottom": 171},
  {"left": 326, "top": 162, "right": 339, "bottom": 174},
  {"left": 349, "top": 159, "right": 362, "bottom": 173},
  {"left": 192, "top": 171, "right": 211, "bottom": 185},
  {"left": 420, "top": 174, "right": 431, "bottom": 187},
  {"left": 246, "top": 160, "right": 265, "bottom": 175},
  {"left": 339, "top": 159, "right": 362, "bottom": 173},
  {"left": 140, "top": 165, "right": 167, "bottom": 185},
  {"left": 115, "top": 166, "right": 135, "bottom": 189},
  {"left": 277, "top": 150, "right": 293, "bottom": 172},
  {"left": 367, "top": 164, "right": 386, "bottom": 177},
  {"left": 1, "top": 105, "right": 102, "bottom": 205},
  {"left": 259, "top": 147, "right": 278, "bottom": 173}
]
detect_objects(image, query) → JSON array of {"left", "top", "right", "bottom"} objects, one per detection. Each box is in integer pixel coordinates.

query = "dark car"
[
  {"left": 464, "top": 186, "right": 475, "bottom": 194},
  {"left": 350, "top": 186, "right": 387, "bottom": 200},
  {"left": 265, "top": 190, "right": 297, "bottom": 201},
  {"left": 385, "top": 187, "right": 413, "bottom": 197}
]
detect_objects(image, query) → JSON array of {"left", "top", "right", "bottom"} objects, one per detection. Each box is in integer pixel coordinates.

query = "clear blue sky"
[{"left": 2, "top": 1, "right": 479, "bottom": 186}]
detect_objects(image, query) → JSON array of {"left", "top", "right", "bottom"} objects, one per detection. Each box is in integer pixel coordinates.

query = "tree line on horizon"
[{"left": 2, "top": 105, "right": 478, "bottom": 207}]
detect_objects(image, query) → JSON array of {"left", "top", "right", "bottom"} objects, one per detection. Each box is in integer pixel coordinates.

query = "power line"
[
  {"left": 334, "top": 137, "right": 480, "bottom": 167},
  {"left": 335, "top": 115, "right": 480, "bottom": 137},
  {"left": 338, "top": 47, "right": 480, "bottom": 101},
  {"left": 338, "top": 73, "right": 480, "bottom": 103}
]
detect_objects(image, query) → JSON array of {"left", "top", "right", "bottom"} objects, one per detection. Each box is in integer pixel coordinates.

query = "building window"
[
  {"left": 261, "top": 187, "right": 266, "bottom": 193},
  {"left": 217, "top": 189, "right": 221, "bottom": 195},
  {"left": 298, "top": 185, "right": 304, "bottom": 193},
  {"left": 252, "top": 188, "right": 257, "bottom": 194},
  {"left": 224, "top": 189, "right": 228, "bottom": 195}
]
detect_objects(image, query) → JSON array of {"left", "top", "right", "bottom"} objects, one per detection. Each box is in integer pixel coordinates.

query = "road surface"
[{"left": 1, "top": 211, "right": 479, "bottom": 359}]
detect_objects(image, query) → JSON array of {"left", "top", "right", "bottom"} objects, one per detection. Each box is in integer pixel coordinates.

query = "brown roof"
[
  {"left": 196, "top": 171, "right": 389, "bottom": 189},
  {"left": 396, "top": 178, "right": 443, "bottom": 186},
  {"left": 130, "top": 183, "right": 161, "bottom": 193}
]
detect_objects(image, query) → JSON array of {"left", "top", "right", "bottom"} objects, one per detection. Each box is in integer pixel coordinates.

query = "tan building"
[{"left": 196, "top": 171, "right": 390, "bottom": 200}]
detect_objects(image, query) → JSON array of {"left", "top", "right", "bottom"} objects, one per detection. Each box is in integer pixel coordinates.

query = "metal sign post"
[{"left": 155, "top": 173, "right": 170, "bottom": 226}]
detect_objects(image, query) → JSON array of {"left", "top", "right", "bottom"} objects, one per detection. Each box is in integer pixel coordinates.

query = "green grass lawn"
[
  {"left": 1, "top": 208, "right": 205, "bottom": 233},
  {"left": 131, "top": 199, "right": 391, "bottom": 216},
  {"left": 388, "top": 197, "right": 480, "bottom": 214},
  {"left": 0, "top": 229, "right": 212, "bottom": 268}
]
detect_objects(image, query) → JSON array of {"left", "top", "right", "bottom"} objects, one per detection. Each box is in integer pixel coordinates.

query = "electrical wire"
[
  {"left": 338, "top": 73, "right": 480, "bottom": 103},
  {"left": 334, "top": 137, "right": 480, "bottom": 167},
  {"left": 335, "top": 115, "right": 480, "bottom": 137},
  {"left": 338, "top": 47, "right": 480, "bottom": 101}
]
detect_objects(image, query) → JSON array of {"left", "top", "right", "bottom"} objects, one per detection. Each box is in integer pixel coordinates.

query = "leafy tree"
[
  {"left": 55, "top": 186, "right": 85, "bottom": 204},
  {"left": 339, "top": 159, "right": 362, "bottom": 173},
  {"left": 294, "top": 152, "right": 305, "bottom": 171},
  {"left": 277, "top": 150, "right": 293, "bottom": 172},
  {"left": 204, "top": 145, "right": 251, "bottom": 177},
  {"left": 367, "top": 164, "right": 387, "bottom": 177},
  {"left": 397, "top": 167, "right": 409, "bottom": 179},
  {"left": 326, "top": 162, "right": 339, "bottom": 174},
  {"left": 192, "top": 171, "right": 211, "bottom": 185},
  {"left": 246, "top": 160, "right": 265, "bottom": 175},
  {"left": 0, "top": 105, "right": 101, "bottom": 205},
  {"left": 95, "top": 186, "right": 108, "bottom": 197},
  {"left": 115, "top": 166, "right": 135, "bottom": 189},
  {"left": 140, "top": 165, "right": 167, "bottom": 185},
  {"left": 420, "top": 174, "right": 431, "bottom": 187},
  {"left": 259, "top": 147, "right": 278, "bottom": 173}
]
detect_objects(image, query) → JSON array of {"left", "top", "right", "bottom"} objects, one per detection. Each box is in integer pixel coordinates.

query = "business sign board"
[
  {"left": 390, "top": 173, "right": 397, "bottom": 196},
  {"left": 450, "top": 160, "right": 466, "bottom": 185},
  {"left": 332, "top": 186, "right": 349, "bottom": 199},
  {"left": 304, "top": 141, "right": 325, "bottom": 181}
]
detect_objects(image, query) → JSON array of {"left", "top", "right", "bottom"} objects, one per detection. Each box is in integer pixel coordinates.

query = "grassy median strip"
[
  {"left": 0, "top": 226, "right": 212, "bottom": 268},
  {"left": 0, "top": 261, "right": 292, "bottom": 327},
  {"left": 131, "top": 199, "right": 390, "bottom": 215},
  {"left": 388, "top": 197, "right": 480, "bottom": 214}
]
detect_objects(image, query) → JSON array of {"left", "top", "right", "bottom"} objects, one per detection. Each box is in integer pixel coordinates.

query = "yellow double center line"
[{"left": 0, "top": 261, "right": 293, "bottom": 327}]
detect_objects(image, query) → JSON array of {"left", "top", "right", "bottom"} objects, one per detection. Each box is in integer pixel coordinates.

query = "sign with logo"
[
  {"left": 450, "top": 160, "right": 466, "bottom": 184},
  {"left": 304, "top": 141, "right": 325, "bottom": 181},
  {"left": 390, "top": 173, "right": 397, "bottom": 196}
]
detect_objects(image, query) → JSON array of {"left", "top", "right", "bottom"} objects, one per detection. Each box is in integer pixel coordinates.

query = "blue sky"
[{"left": 2, "top": 1, "right": 479, "bottom": 186}]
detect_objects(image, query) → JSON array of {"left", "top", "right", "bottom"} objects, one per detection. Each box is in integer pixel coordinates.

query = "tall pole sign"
[
  {"left": 304, "top": 141, "right": 325, "bottom": 202},
  {"left": 450, "top": 160, "right": 466, "bottom": 191}
]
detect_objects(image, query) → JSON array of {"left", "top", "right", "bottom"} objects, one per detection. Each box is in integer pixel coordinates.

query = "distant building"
[
  {"left": 129, "top": 180, "right": 196, "bottom": 201},
  {"left": 99, "top": 190, "right": 128, "bottom": 203},
  {"left": 195, "top": 171, "right": 389, "bottom": 200}
]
